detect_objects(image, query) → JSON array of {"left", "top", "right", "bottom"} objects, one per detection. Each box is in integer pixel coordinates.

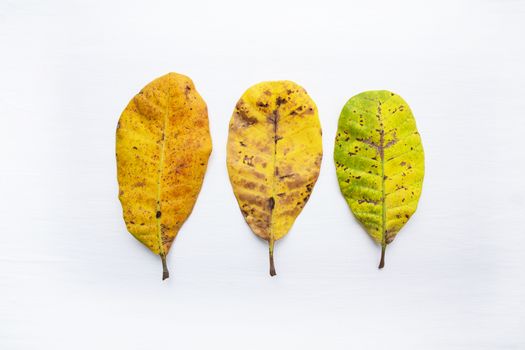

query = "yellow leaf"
[
  {"left": 116, "top": 73, "right": 212, "bottom": 280},
  {"left": 334, "top": 91, "right": 424, "bottom": 268},
  {"left": 227, "top": 81, "right": 323, "bottom": 276}
]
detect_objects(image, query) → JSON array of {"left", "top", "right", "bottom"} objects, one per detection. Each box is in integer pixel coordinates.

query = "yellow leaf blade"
[
  {"left": 227, "top": 81, "right": 323, "bottom": 275},
  {"left": 116, "top": 73, "right": 212, "bottom": 278}
]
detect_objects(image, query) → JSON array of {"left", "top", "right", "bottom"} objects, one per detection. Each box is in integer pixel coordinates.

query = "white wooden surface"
[{"left": 1, "top": 0, "right": 524, "bottom": 349}]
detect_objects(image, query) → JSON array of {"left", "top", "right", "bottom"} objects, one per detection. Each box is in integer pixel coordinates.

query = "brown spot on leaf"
[
  {"left": 235, "top": 101, "right": 258, "bottom": 127},
  {"left": 279, "top": 173, "right": 295, "bottom": 180},
  {"left": 238, "top": 193, "right": 266, "bottom": 208},
  {"left": 238, "top": 179, "right": 257, "bottom": 190},
  {"left": 287, "top": 177, "right": 309, "bottom": 189},
  {"left": 252, "top": 171, "right": 266, "bottom": 179},
  {"left": 281, "top": 207, "right": 302, "bottom": 217},
  {"left": 243, "top": 155, "right": 254, "bottom": 167},
  {"left": 276, "top": 96, "right": 287, "bottom": 106},
  {"left": 304, "top": 107, "right": 314, "bottom": 115},
  {"left": 306, "top": 182, "right": 314, "bottom": 193},
  {"left": 358, "top": 198, "right": 379, "bottom": 205}
]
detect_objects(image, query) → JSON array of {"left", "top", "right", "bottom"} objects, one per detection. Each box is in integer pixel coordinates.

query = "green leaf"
[{"left": 334, "top": 91, "right": 425, "bottom": 268}]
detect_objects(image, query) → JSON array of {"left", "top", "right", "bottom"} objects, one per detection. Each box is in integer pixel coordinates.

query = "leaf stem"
[
  {"left": 161, "top": 254, "right": 169, "bottom": 280},
  {"left": 378, "top": 244, "right": 386, "bottom": 269},
  {"left": 269, "top": 239, "right": 276, "bottom": 276}
]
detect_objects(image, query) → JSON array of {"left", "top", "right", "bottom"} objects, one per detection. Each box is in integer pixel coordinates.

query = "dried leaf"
[
  {"left": 334, "top": 91, "right": 424, "bottom": 268},
  {"left": 116, "top": 73, "right": 212, "bottom": 280},
  {"left": 227, "top": 81, "right": 322, "bottom": 276}
]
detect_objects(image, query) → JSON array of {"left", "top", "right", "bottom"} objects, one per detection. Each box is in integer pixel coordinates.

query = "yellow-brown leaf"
[
  {"left": 227, "top": 81, "right": 322, "bottom": 276},
  {"left": 116, "top": 73, "right": 212, "bottom": 280}
]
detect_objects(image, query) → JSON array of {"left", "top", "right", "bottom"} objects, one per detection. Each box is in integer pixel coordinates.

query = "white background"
[{"left": 1, "top": 0, "right": 524, "bottom": 349}]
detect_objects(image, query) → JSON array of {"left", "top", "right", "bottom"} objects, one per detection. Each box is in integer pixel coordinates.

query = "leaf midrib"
[
  {"left": 155, "top": 88, "right": 170, "bottom": 257},
  {"left": 377, "top": 102, "right": 387, "bottom": 248},
  {"left": 269, "top": 108, "right": 279, "bottom": 245}
]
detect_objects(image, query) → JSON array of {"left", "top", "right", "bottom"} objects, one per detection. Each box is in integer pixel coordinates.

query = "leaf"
[
  {"left": 227, "top": 81, "right": 323, "bottom": 276},
  {"left": 334, "top": 91, "right": 424, "bottom": 268},
  {"left": 116, "top": 73, "right": 212, "bottom": 280}
]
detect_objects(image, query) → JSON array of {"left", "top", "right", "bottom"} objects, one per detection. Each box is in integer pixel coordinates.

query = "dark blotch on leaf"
[
  {"left": 268, "top": 197, "right": 275, "bottom": 210},
  {"left": 276, "top": 96, "right": 287, "bottom": 106}
]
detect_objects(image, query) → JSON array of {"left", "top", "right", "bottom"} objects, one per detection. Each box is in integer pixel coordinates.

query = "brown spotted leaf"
[
  {"left": 334, "top": 91, "right": 424, "bottom": 268},
  {"left": 116, "top": 73, "right": 212, "bottom": 280},
  {"left": 227, "top": 81, "right": 323, "bottom": 276}
]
